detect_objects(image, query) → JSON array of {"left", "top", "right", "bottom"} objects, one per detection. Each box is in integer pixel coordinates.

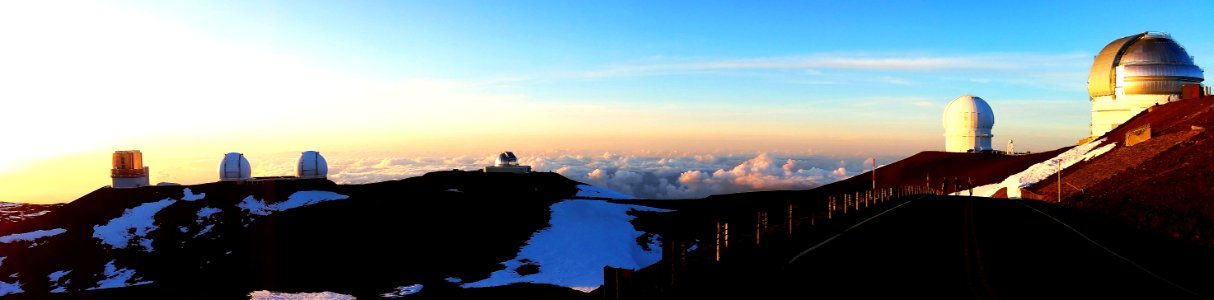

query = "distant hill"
[
  {"left": 0, "top": 171, "right": 664, "bottom": 299},
  {"left": 1025, "top": 95, "right": 1214, "bottom": 248}
]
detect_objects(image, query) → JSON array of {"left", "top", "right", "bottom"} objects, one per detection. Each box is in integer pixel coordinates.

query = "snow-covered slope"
[
  {"left": 973, "top": 139, "right": 1116, "bottom": 197},
  {"left": 464, "top": 185, "right": 666, "bottom": 291}
]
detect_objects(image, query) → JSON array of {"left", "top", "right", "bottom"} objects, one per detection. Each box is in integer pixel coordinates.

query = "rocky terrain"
[
  {"left": 1026, "top": 94, "right": 1214, "bottom": 248},
  {"left": 0, "top": 171, "right": 664, "bottom": 299},
  {"left": 0, "top": 203, "right": 62, "bottom": 228}
]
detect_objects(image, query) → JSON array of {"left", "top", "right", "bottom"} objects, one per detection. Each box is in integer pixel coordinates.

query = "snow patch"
[
  {"left": 994, "top": 139, "right": 1116, "bottom": 198},
  {"left": 444, "top": 277, "right": 461, "bottom": 284},
  {"left": 973, "top": 183, "right": 1002, "bottom": 197},
  {"left": 445, "top": 188, "right": 462, "bottom": 193},
  {"left": 381, "top": 284, "right": 423, "bottom": 298},
  {"left": 0, "top": 228, "right": 65, "bottom": 243},
  {"left": 181, "top": 188, "right": 206, "bottom": 201},
  {"left": 194, "top": 225, "right": 215, "bottom": 238},
  {"left": 0, "top": 280, "right": 21, "bottom": 296},
  {"left": 92, "top": 199, "right": 175, "bottom": 251},
  {"left": 1082, "top": 142, "right": 1116, "bottom": 161},
  {"left": 238, "top": 191, "right": 349, "bottom": 216},
  {"left": 571, "top": 286, "right": 598, "bottom": 293},
  {"left": 574, "top": 184, "right": 636, "bottom": 199},
  {"left": 197, "top": 207, "right": 222, "bottom": 219},
  {"left": 48, "top": 270, "right": 70, "bottom": 293},
  {"left": 463, "top": 200, "right": 667, "bottom": 290},
  {"left": 48, "top": 270, "right": 70, "bottom": 281},
  {"left": 88, "top": 260, "right": 150, "bottom": 290},
  {"left": 192, "top": 207, "right": 222, "bottom": 238},
  {"left": 247, "top": 290, "right": 357, "bottom": 300}
]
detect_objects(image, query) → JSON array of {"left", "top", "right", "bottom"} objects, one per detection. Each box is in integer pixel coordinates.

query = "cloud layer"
[{"left": 245, "top": 152, "right": 870, "bottom": 199}]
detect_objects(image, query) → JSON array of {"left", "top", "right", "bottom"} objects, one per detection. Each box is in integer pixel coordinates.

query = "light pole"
[
  {"left": 1055, "top": 159, "right": 1062, "bottom": 203},
  {"left": 871, "top": 158, "right": 876, "bottom": 191}
]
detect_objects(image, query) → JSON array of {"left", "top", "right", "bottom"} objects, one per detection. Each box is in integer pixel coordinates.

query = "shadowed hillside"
[{"left": 0, "top": 171, "right": 663, "bottom": 299}]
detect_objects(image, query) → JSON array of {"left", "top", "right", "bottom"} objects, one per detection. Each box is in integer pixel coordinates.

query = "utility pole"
[
  {"left": 871, "top": 158, "right": 877, "bottom": 190},
  {"left": 1056, "top": 160, "right": 1062, "bottom": 203}
]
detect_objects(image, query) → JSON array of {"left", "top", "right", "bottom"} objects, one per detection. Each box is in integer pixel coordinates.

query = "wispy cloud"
[{"left": 578, "top": 52, "right": 1092, "bottom": 78}]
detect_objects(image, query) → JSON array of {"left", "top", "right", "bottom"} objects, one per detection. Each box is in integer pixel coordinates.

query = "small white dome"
[
  {"left": 495, "top": 151, "right": 519, "bottom": 167},
  {"left": 296, "top": 150, "right": 328, "bottom": 178},
  {"left": 219, "top": 152, "right": 252, "bottom": 181}
]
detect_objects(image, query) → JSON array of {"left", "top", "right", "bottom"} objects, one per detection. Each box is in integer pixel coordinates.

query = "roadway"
[{"left": 777, "top": 196, "right": 1210, "bottom": 299}]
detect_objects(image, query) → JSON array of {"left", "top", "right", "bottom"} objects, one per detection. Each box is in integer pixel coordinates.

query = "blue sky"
[
  {"left": 1, "top": 0, "right": 1211, "bottom": 202},
  {"left": 130, "top": 1, "right": 1212, "bottom": 79},
  {"left": 115, "top": 0, "right": 1210, "bottom": 141}
]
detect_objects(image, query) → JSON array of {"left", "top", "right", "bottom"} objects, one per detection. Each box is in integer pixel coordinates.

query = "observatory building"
[
  {"left": 943, "top": 95, "right": 995, "bottom": 153},
  {"left": 296, "top": 150, "right": 328, "bottom": 179},
  {"left": 111, "top": 150, "right": 150, "bottom": 188},
  {"left": 219, "top": 152, "right": 253, "bottom": 181},
  {"left": 484, "top": 151, "right": 531, "bottom": 173},
  {"left": 1088, "top": 32, "right": 1205, "bottom": 137}
]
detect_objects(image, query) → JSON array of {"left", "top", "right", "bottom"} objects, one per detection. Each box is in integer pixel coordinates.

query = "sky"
[{"left": 1, "top": 0, "right": 1211, "bottom": 203}]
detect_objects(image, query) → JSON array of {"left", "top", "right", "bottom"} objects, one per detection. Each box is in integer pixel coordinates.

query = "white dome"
[
  {"left": 943, "top": 95, "right": 995, "bottom": 152},
  {"left": 943, "top": 95, "right": 995, "bottom": 129},
  {"left": 495, "top": 151, "right": 519, "bottom": 167},
  {"left": 296, "top": 150, "right": 328, "bottom": 178},
  {"left": 219, "top": 152, "right": 252, "bottom": 181}
]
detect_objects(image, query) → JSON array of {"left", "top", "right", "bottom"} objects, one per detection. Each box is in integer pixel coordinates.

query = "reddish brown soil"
[
  {"left": 817, "top": 149, "right": 1067, "bottom": 194},
  {"left": 1027, "top": 95, "right": 1214, "bottom": 248}
]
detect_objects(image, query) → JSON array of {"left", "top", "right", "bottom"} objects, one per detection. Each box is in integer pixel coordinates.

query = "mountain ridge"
[{"left": 0, "top": 171, "right": 653, "bottom": 299}]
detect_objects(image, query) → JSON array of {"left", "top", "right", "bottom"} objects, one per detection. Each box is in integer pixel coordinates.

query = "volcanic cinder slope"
[{"left": 1026, "top": 95, "right": 1214, "bottom": 248}]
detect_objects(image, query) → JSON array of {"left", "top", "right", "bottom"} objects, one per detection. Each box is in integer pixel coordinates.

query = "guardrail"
[{"left": 594, "top": 185, "right": 937, "bottom": 299}]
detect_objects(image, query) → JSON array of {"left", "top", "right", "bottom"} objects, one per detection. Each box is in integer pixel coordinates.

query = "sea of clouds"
[{"left": 247, "top": 152, "right": 896, "bottom": 199}]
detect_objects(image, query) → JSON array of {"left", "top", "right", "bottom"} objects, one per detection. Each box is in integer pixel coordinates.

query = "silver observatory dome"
[
  {"left": 219, "top": 152, "right": 252, "bottom": 181},
  {"left": 296, "top": 150, "right": 328, "bottom": 179},
  {"left": 1088, "top": 32, "right": 1204, "bottom": 99},
  {"left": 495, "top": 151, "right": 519, "bottom": 167}
]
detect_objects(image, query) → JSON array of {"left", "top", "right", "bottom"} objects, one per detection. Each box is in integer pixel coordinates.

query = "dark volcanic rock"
[
  {"left": 0, "top": 202, "right": 62, "bottom": 228},
  {"left": 0, "top": 171, "right": 587, "bottom": 299}
]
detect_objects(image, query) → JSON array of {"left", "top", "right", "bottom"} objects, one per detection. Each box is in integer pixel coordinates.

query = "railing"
[
  {"left": 594, "top": 185, "right": 937, "bottom": 299},
  {"left": 110, "top": 168, "right": 147, "bottom": 178}
]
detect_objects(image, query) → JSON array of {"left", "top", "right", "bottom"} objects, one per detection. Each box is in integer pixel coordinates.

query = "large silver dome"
[{"left": 1088, "top": 32, "right": 1204, "bottom": 98}]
